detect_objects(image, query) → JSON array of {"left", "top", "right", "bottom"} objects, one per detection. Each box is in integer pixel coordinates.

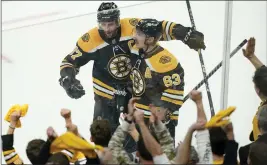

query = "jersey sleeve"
[
  {"left": 60, "top": 30, "right": 99, "bottom": 77},
  {"left": 160, "top": 20, "right": 191, "bottom": 42},
  {"left": 147, "top": 49, "right": 184, "bottom": 116},
  {"left": 2, "top": 134, "right": 24, "bottom": 165}
]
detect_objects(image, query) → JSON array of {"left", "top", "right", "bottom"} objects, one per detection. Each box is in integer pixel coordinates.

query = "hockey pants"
[{"left": 93, "top": 95, "right": 137, "bottom": 153}]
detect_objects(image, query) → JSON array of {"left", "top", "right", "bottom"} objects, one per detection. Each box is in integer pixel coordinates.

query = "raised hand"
[
  {"left": 242, "top": 37, "right": 255, "bottom": 59},
  {"left": 189, "top": 90, "right": 202, "bottom": 103}
]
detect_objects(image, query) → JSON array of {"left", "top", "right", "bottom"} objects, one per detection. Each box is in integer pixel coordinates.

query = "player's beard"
[{"left": 104, "top": 29, "right": 118, "bottom": 38}]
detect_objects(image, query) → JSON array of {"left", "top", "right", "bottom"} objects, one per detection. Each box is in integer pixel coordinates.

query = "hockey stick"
[
  {"left": 183, "top": 39, "right": 248, "bottom": 102},
  {"left": 185, "top": 0, "right": 215, "bottom": 116}
]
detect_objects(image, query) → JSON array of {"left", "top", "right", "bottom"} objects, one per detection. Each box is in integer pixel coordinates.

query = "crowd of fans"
[{"left": 2, "top": 37, "right": 267, "bottom": 165}]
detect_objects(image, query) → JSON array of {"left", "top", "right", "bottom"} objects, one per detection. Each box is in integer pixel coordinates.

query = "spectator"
[
  {"left": 26, "top": 127, "right": 58, "bottom": 164},
  {"left": 2, "top": 111, "right": 24, "bottom": 165},
  {"left": 256, "top": 105, "right": 267, "bottom": 143},
  {"left": 209, "top": 127, "right": 227, "bottom": 164},
  {"left": 45, "top": 152, "right": 70, "bottom": 165},
  {"left": 247, "top": 105, "right": 267, "bottom": 165},
  {"left": 222, "top": 123, "right": 239, "bottom": 165},
  {"left": 190, "top": 90, "right": 213, "bottom": 164},
  {"left": 205, "top": 107, "right": 238, "bottom": 165},
  {"left": 248, "top": 141, "right": 267, "bottom": 165},
  {"left": 239, "top": 37, "right": 267, "bottom": 165},
  {"left": 60, "top": 108, "right": 109, "bottom": 165},
  {"left": 90, "top": 119, "right": 112, "bottom": 147},
  {"left": 242, "top": 37, "right": 267, "bottom": 141},
  {"left": 108, "top": 97, "right": 175, "bottom": 164}
]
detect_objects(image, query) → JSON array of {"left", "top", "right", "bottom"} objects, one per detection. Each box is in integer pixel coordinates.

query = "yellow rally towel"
[
  {"left": 50, "top": 132, "right": 103, "bottom": 159},
  {"left": 205, "top": 106, "right": 236, "bottom": 128},
  {"left": 4, "top": 104, "right": 28, "bottom": 128}
]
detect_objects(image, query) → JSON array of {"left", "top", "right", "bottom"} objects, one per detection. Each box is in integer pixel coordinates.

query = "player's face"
[
  {"left": 133, "top": 28, "right": 147, "bottom": 49},
  {"left": 99, "top": 21, "right": 118, "bottom": 38}
]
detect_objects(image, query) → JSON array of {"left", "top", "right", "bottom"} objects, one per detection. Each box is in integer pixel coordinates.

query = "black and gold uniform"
[
  {"left": 59, "top": 3, "right": 205, "bottom": 138},
  {"left": 59, "top": 18, "right": 202, "bottom": 127},
  {"left": 129, "top": 42, "right": 184, "bottom": 138},
  {"left": 60, "top": 18, "right": 141, "bottom": 132}
]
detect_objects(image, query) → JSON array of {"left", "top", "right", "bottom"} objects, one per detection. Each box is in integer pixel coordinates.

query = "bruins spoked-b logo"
[
  {"left": 108, "top": 54, "right": 132, "bottom": 80},
  {"left": 129, "top": 18, "right": 138, "bottom": 26},
  {"left": 159, "top": 55, "right": 171, "bottom": 64},
  {"left": 81, "top": 33, "right": 90, "bottom": 42},
  {"left": 131, "top": 68, "right": 146, "bottom": 96}
]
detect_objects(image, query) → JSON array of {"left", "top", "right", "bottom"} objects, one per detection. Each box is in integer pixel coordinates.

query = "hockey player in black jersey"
[
  {"left": 129, "top": 19, "right": 192, "bottom": 140},
  {"left": 59, "top": 2, "right": 205, "bottom": 141}
]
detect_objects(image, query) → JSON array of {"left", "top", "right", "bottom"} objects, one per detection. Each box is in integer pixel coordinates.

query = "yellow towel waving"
[
  {"left": 4, "top": 104, "right": 28, "bottom": 128},
  {"left": 50, "top": 132, "right": 103, "bottom": 159},
  {"left": 205, "top": 106, "right": 236, "bottom": 128}
]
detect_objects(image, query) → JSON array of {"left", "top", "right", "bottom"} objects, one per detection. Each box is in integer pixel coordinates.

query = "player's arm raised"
[
  {"left": 59, "top": 32, "right": 98, "bottom": 99},
  {"left": 160, "top": 20, "right": 206, "bottom": 51},
  {"left": 126, "top": 18, "right": 205, "bottom": 51}
]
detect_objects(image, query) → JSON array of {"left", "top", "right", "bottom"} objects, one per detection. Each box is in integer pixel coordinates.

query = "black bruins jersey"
[
  {"left": 129, "top": 43, "right": 184, "bottom": 121},
  {"left": 60, "top": 18, "right": 182, "bottom": 100}
]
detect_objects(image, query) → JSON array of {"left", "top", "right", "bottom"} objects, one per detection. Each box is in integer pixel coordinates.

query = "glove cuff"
[{"left": 172, "top": 24, "right": 192, "bottom": 41}]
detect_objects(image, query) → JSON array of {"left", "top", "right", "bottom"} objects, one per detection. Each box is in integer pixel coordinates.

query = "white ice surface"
[{"left": 2, "top": 1, "right": 267, "bottom": 164}]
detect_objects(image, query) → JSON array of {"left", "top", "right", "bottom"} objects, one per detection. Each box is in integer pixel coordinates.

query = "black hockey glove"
[
  {"left": 59, "top": 76, "right": 85, "bottom": 99},
  {"left": 114, "top": 86, "right": 131, "bottom": 114},
  {"left": 183, "top": 28, "right": 206, "bottom": 51}
]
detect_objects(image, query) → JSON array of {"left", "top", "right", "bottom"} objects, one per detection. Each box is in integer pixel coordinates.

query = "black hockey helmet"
[
  {"left": 135, "top": 19, "right": 162, "bottom": 38},
  {"left": 97, "top": 2, "right": 120, "bottom": 23}
]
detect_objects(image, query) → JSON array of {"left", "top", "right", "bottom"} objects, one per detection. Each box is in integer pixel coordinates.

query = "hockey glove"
[
  {"left": 59, "top": 76, "right": 85, "bottom": 99},
  {"left": 114, "top": 86, "right": 131, "bottom": 114},
  {"left": 183, "top": 28, "right": 206, "bottom": 51}
]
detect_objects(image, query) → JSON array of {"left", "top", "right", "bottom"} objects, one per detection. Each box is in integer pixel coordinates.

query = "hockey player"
[
  {"left": 129, "top": 19, "right": 188, "bottom": 139},
  {"left": 59, "top": 2, "right": 205, "bottom": 137}
]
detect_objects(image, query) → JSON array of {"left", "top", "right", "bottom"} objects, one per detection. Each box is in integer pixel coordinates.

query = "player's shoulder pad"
[
  {"left": 120, "top": 18, "right": 140, "bottom": 38},
  {"left": 77, "top": 27, "right": 105, "bottom": 53},
  {"left": 145, "top": 48, "right": 178, "bottom": 73}
]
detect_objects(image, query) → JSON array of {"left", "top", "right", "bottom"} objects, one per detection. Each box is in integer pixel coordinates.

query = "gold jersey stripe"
[
  {"left": 93, "top": 88, "right": 113, "bottom": 100},
  {"left": 162, "top": 21, "right": 168, "bottom": 41},
  {"left": 3, "top": 149, "right": 15, "bottom": 156},
  {"left": 161, "top": 96, "right": 183, "bottom": 105},
  {"left": 169, "top": 22, "right": 176, "bottom": 39},
  {"left": 93, "top": 78, "right": 115, "bottom": 91},
  {"left": 165, "top": 89, "right": 184, "bottom": 95},
  {"left": 60, "top": 64, "right": 73, "bottom": 71},
  {"left": 170, "top": 116, "right": 178, "bottom": 120},
  {"left": 135, "top": 103, "right": 150, "bottom": 111},
  {"left": 6, "top": 155, "right": 19, "bottom": 164}
]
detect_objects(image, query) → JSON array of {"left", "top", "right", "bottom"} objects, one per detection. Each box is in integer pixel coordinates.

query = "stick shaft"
[
  {"left": 183, "top": 39, "right": 248, "bottom": 102},
  {"left": 186, "top": 0, "right": 215, "bottom": 116}
]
